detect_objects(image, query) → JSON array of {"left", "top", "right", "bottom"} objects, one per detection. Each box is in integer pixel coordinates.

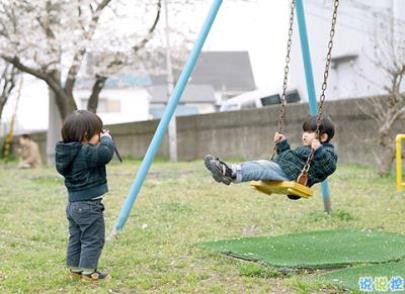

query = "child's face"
[
  {"left": 302, "top": 131, "right": 317, "bottom": 146},
  {"left": 88, "top": 133, "right": 100, "bottom": 145}
]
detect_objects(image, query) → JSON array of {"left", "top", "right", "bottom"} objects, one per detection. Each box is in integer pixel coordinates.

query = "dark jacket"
[
  {"left": 273, "top": 139, "right": 337, "bottom": 187},
  {"left": 55, "top": 136, "right": 114, "bottom": 202}
]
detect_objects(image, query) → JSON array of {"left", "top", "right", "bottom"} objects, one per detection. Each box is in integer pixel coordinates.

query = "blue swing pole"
[
  {"left": 111, "top": 0, "right": 223, "bottom": 236},
  {"left": 295, "top": 0, "right": 332, "bottom": 213}
]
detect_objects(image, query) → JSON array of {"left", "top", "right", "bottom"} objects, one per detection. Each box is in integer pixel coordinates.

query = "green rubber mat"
[
  {"left": 198, "top": 230, "right": 405, "bottom": 269},
  {"left": 318, "top": 260, "right": 405, "bottom": 293}
]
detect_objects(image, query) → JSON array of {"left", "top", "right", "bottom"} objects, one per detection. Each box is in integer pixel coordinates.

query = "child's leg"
[
  {"left": 66, "top": 203, "right": 82, "bottom": 271},
  {"left": 69, "top": 201, "right": 105, "bottom": 271},
  {"left": 235, "top": 160, "right": 289, "bottom": 183}
]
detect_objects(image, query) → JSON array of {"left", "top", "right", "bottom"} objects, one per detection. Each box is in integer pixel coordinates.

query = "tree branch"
[
  {"left": 87, "top": 74, "right": 107, "bottom": 113},
  {"left": 64, "top": 0, "right": 112, "bottom": 96},
  {"left": 2, "top": 55, "right": 47, "bottom": 81},
  {"left": 133, "top": 0, "right": 162, "bottom": 54}
]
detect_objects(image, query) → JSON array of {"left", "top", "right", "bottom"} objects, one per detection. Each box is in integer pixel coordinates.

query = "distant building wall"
[
  {"left": 291, "top": 0, "right": 405, "bottom": 102},
  {"left": 9, "top": 96, "right": 402, "bottom": 167}
]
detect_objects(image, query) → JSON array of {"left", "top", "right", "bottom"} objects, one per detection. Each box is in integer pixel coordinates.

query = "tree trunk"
[
  {"left": 0, "top": 95, "right": 7, "bottom": 122},
  {"left": 46, "top": 70, "right": 77, "bottom": 119},
  {"left": 0, "top": 64, "right": 17, "bottom": 122},
  {"left": 87, "top": 75, "right": 107, "bottom": 113},
  {"left": 377, "top": 131, "right": 395, "bottom": 176}
]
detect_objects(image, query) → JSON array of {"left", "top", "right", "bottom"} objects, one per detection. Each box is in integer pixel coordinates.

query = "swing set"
[
  {"left": 251, "top": 0, "right": 339, "bottom": 200},
  {"left": 111, "top": 0, "right": 340, "bottom": 236}
]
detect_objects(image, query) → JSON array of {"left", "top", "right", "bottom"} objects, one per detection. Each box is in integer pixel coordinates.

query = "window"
[
  {"left": 286, "top": 90, "right": 301, "bottom": 103},
  {"left": 261, "top": 94, "right": 281, "bottom": 106}
]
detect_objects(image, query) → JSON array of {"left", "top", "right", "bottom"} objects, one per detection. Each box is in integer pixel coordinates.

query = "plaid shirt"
[{"left": 273, "top": 139, "right": 337, "bottom": 187}]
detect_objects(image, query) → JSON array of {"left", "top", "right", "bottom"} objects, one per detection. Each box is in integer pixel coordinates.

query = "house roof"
[
  {"left": 148, "top": 84, "right": 216, "bottom": 103},
  {"left": 78, "top": 51, "right": 255, "bottom": 92},
  {"left": 150, "top": 51, "right": 256, "bottom": 92},
  {"left": 75, "top": 73, "right": 152, "bottom": 90},
  {"left": 191, "top": 51, "right": 256, "bottom": 91}
]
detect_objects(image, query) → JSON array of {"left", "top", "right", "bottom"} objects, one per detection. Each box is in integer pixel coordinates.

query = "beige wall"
[{"left": 12, "top": 96, "right": 399, "bottom": 167}]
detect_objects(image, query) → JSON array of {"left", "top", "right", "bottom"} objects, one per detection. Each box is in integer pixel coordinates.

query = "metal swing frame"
[{"left": 251, "top": 0, "right": 339, "bottom": 208}]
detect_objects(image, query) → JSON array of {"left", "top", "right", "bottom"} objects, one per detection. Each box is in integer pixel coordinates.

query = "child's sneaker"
[
  {"left": 81, "top": 271, "right": 110, "bottom": 282},
  {"left": 204, "top": 154, "right": 235, "bottom": 185}
]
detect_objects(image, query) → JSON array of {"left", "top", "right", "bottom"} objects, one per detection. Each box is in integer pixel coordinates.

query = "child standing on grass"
[
  {"left": 55, "top": 110, "right": 114, "bottom": 282},
  {"left": 204, "top": 116, "right": 338, "bottom": 198}
]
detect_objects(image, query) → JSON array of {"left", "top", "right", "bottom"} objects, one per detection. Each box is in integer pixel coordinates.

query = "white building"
[
  {"left": 74, "top": 74, "right": 151, "bottom": 125},
  {"left": 0, "top": 74, "right": 151, "bottom": 135},
  {"left": 290, "top": 0, "right": 405, "bottom": 102}
]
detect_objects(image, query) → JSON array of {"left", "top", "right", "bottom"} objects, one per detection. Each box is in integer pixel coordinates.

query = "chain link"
[
  {"left": 300, "top": 0, "right": 339, "bottom": 177},
  {"left": 277, "top": 0, "right": 295, "bottom": 134},
  {"left": 272, "top": 0, "right": 295, "bottom": 159}
]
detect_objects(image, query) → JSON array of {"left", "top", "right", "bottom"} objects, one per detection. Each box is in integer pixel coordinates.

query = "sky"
[
  {"left": 204, "top": 0, "right": 288, "bottom": 88},
  {"left": 1, "top": 0, "right": 288, "bottom": 132}
]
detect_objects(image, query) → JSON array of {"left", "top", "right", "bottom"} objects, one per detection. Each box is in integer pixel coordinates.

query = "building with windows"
[{"left": 290, "top": 0, "right": 405, "bottom": 101}]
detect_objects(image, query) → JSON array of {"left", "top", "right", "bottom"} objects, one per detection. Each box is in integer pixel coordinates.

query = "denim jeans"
[
  {"left": 66, "top": 200, "right": 105, "bottom": 270},
  {"left": 236, "top": 160, "right": 289, "bottom": 183}
]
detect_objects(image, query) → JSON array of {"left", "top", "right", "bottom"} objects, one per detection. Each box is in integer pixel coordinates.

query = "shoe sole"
[{"left": 204, "top": 155, "right": 232, "bottom": 185}]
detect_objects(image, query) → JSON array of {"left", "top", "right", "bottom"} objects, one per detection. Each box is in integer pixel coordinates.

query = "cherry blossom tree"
[
  {"left": 0, "top": 60, "right": 18, "bottom": 122},
  {"left": 0, "top": 0, "right": 162, "bottom": 119},
  {"left": 0, "top": 0, "right": 252, "bottom": 119}
]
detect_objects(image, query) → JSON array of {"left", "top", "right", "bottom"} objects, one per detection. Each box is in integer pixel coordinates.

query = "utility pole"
[
  {"left": 46, "top": 89, "right": 62, "bottom": 165},
  {"left": 164, "top": 0, "right": 178, "bottom": 162}
]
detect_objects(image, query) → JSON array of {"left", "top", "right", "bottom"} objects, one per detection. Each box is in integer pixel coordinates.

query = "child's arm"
[
  {"left": 85, "top": 136, "right": 115, "bottom": 168},
  {"left": 274, "top": 132, "right": 290, "bottom": 154},
  {"left": 273, "top": 132, "right": 290, "bottom": 154},
  {"left": 313, "top": 146, "right": 338, "bottom": 176},
  {"left": 276, "top": 140, "right": 290, "bottom": 154}
]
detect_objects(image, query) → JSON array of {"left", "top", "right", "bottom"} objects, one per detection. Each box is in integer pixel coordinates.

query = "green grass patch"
[
  {"left": 0, "top": 161, "right": 405, "bottom": 293},
  {"left": 316, "top": 259, "right": 405, "bottom": 293},
  {"left": 198, "top": 229, "right": 405, "bottom": 269}
]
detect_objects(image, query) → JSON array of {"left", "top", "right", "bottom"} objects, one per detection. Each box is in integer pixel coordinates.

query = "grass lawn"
[{"left": 0, "top": 160, "right": 404, "bottom": 293}]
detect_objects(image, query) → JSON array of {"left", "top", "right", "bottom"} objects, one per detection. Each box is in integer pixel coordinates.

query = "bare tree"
[{"left": 357, "top": 13, "right": 405, "bottom": 176}]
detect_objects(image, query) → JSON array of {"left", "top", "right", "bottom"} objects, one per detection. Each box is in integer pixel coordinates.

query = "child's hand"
[
  {"left": 311, "top": 139, "right": 321, "bottom": 150},
  {"left": 273, "top": 132, "right": 286, "bottom": 143},
  {"left": 101, "top": 129, "right": 112, "bottom": 139}
]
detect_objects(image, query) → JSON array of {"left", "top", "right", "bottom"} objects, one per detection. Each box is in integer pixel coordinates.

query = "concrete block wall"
[{"left": 9, "top": 96, "right": 401, "bottom": 167}]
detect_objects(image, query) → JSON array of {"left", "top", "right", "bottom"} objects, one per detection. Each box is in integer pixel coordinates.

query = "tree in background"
[
  {"left": 357, "top": 10, "right": 405, "bottom": 176},
  {"left": 0, "top": 0, "right": 251, "bottom": 119},
  {"left": 0, "top": 59, "right": 21, "bottom": 161},
  {"left": 0, "top": 61, "right": 18, "bottom": 122},
  {"left": 0, "top": 0, "right": 162, "bottom": 119}
]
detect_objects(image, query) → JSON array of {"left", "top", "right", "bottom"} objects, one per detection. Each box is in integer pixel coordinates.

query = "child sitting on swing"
[{"left": 204, "top": 115, "right": 337, "bottom": 193}]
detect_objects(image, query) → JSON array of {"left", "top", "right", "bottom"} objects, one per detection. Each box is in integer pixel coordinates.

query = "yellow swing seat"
[{"left": 250, "top": 180, "right": 313, "bottom": 199}]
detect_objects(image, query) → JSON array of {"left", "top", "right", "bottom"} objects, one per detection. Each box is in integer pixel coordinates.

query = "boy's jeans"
[
  {"left": 235, "top": 160, "right": 289, "bottom": 183},
  {"left": 66, "top": 200, "right": 105, "bottom": 270}
]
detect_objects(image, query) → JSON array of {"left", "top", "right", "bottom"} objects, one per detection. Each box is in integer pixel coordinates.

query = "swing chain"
[
  {"left": 316, "top": 0, "right": 339, "bottom": 127},
  {"left": 297, "top": 0, "right": 339, "bottom": 185},
  {"left": 272, "top": 0, "right": 296, "bottom": 159},
  {"left": 277, "top": 0, "right": 296, "bottom": 135}
]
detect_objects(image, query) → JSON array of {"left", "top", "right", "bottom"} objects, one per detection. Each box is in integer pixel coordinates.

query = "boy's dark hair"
[
  {"left": 61, "top": 110, "right": 103, "bottom": 143},
  {"left": 21, "top": 134, "right": 31, "bottom": 140},
  {"left": 302, "top": 115, "right": 335, "bottom": 143}
]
